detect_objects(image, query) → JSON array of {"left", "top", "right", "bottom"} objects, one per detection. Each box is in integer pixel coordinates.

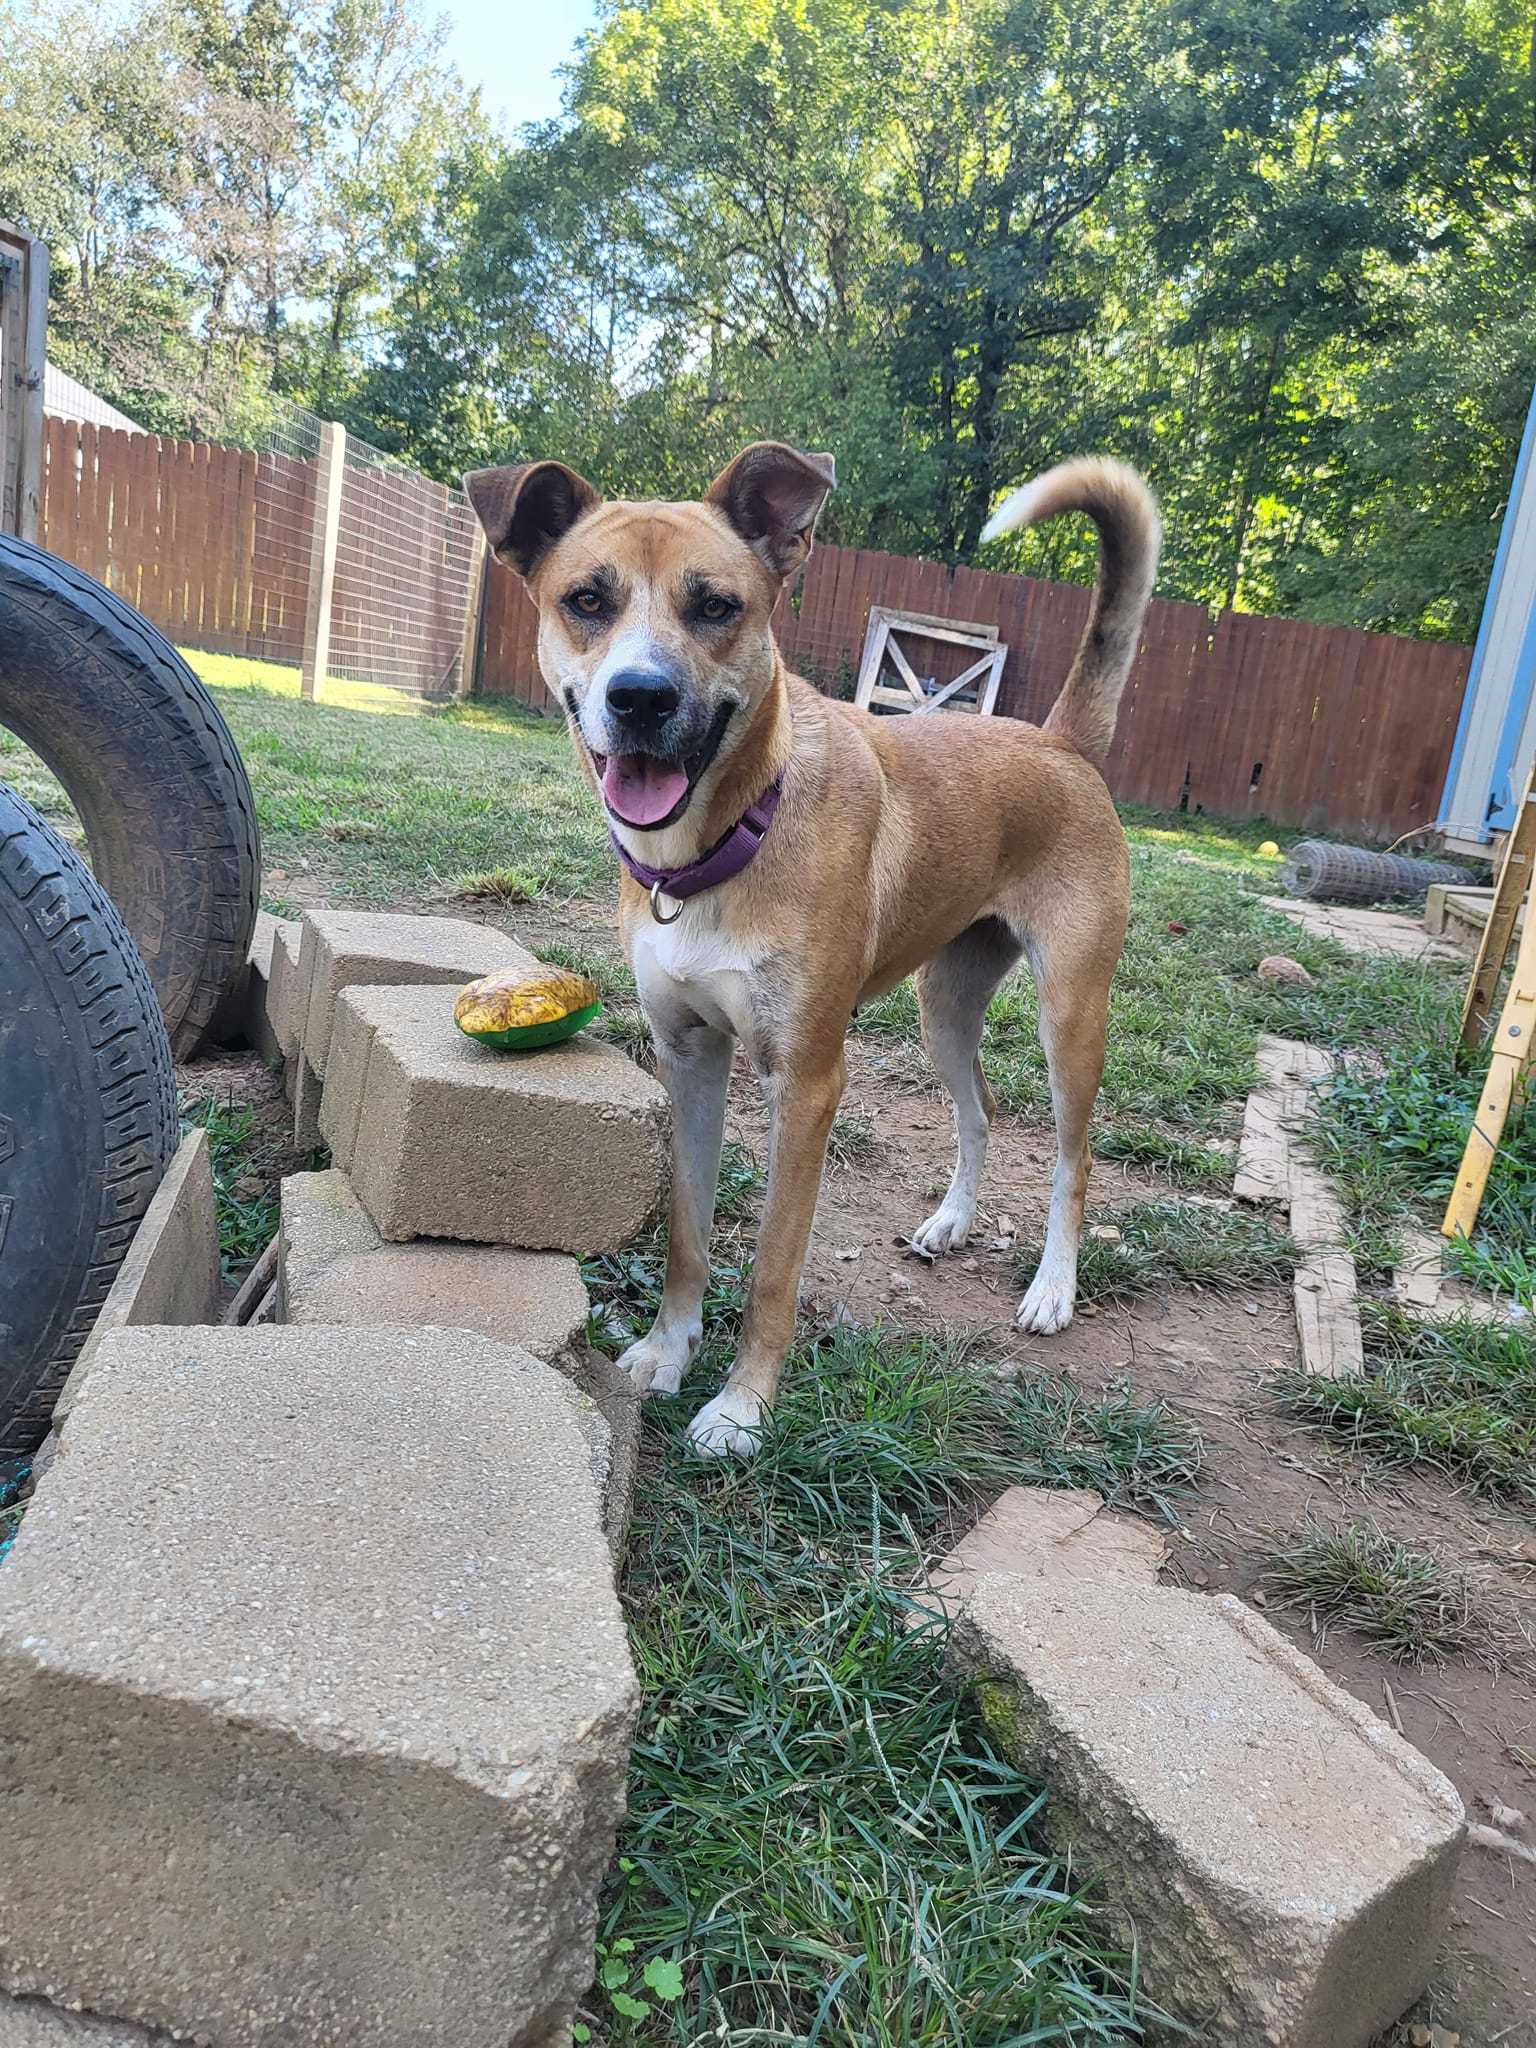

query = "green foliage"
[
  {"left": 1265, "top": 1519, "right": 1502, "bottom": 1668},
  {"left": 1308, "top": 1036, "right": 1536, "bottom": 1298},
  {"left": 3, "top": 0, "right": 1531, "bottom": 632},
  {"left": 1020, "top": 1200, "right": 1296, "bottom": 1305},
  {"left": 1278, "top": 1305, "right": 1536, "bottom": 1505},
  {"left": 179, "top": 1092, "right": 281, "bottom": 1275}
]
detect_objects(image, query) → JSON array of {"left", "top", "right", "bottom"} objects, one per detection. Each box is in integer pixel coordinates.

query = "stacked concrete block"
[
  {"left": 276, "top": 1171, "right": 637, "bottom": 1541},
  {"left": 321, "top": 983, "right": 666, "bottom": 1252},
  {"left": 950, "top": 1566, "right": 1465, "bottom": 2048},
  {"left": 0, "top": 1326, "right": 637, "bottom": 2048},
  {"left": 278, "top": 1168, "right": 590, "bottom": 1359}
]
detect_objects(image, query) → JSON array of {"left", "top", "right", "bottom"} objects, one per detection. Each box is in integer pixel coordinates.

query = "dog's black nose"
[{"left": 606, "top": 669, "right": 680, "bottom": 727}]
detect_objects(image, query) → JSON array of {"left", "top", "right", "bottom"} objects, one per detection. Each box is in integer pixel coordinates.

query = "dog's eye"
[
  {"left": 697, "top": 594, "right": 738, "bottom": 623},
  {"left": 567, "top": 588, "right": 606, "bottom": 617}
]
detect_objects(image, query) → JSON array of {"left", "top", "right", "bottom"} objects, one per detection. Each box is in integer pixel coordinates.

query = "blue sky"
[{"left": 438, "top": 0, "right": 602, "bottom": 130}]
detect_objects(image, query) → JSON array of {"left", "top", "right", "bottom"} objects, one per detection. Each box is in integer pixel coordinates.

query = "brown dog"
[{"left": 465, "top": 445, "right": 1160, "bottom": 1454}]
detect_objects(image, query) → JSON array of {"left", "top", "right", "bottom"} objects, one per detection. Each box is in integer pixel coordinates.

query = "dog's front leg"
[
  {"left": 618, "top": 1015, "right": 734, "bottom": 1397},
  {"left": 687, "top": 1046, "right": 846, "bottom": 1457}
]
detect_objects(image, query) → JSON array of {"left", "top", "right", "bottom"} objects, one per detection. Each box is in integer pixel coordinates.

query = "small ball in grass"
[{"left": 1257, "top": 839, "right": 1280, "bottom": 857}]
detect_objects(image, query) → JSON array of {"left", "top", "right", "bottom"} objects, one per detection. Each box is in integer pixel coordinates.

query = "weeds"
[
  {"left": 1019, "top": 1200, "right": 1294, "bottom": 1306},
  {"left": 827, "top": 1108, "right": 880, "bottom": 1169},
  {"left": 583, "top": 1299, "right": 1198, "bottom": 2042},
  {"left": 179, "top": 1094, "right": 281, "bottom": 1275},
  {"left": 1278, "top": 1305, "right": 1536, "bottom": 1506},
  {"left": 1095, "top": 1125, "right": 1233, "bottom": 1191},
  {"left": 451, "top": 866, "right": 538, "bottom": 904},
  {"left": 1266, "top": 1520, "right": 1502, "bottom": 1668}
]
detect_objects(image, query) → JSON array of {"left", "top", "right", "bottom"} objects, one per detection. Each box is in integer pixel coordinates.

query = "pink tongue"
[{"left": 602, "top": 754, "right": 690, "bottom": 827}]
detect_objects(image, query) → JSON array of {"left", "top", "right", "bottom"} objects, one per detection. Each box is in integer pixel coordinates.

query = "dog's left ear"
[{"left": 705, "top": 442, "right": 836, "bottom": 579}]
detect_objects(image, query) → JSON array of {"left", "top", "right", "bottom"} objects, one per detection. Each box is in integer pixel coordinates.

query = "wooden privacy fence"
[
  {"left": 36, "top": 414, "right": 481, "bottom": 696},
  {"left": 481, "top": 541, "right": 1472, "bottom": 841},
  {"left": 31, "top": 410, "right": 1473, "bottom": 839}
]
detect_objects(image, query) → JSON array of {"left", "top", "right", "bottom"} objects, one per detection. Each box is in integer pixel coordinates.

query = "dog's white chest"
[{"left": 631, "top": 911, "right": 764, "bottom": 1043}]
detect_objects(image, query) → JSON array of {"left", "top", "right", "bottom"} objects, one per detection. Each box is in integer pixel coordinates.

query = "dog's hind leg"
[
  {"left": 1015, "top": 914, "right": 1120, "bottom": 1335},
  {"left": 912, "top": 916, "right": 1024, "bottom": 1256},
  {"left": 617, "top": 1014, "right": 733, "bottom": 1396}
]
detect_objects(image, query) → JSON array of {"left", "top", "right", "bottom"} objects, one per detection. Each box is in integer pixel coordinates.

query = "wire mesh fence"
[
  {"left": 249, "top": 397, "right": 323, "bottom": 669},
  {"left": 35, "top": 391, "right": 485, "bottom": 697},
  {"left": 249, "top": 397, "right": 482, "bottom": 696},
  {"left": 329, "top": 428, "right": 482, "bottom": 697}
]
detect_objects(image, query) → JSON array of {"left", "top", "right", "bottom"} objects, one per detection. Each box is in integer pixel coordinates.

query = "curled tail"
[{"left": 981, "top": 457, "right": 1161, "bottom": 768}]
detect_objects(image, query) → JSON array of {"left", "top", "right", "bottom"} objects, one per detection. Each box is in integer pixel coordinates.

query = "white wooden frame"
[{"left": 852, "top": 604, "right": 1007, "bottom": 717}]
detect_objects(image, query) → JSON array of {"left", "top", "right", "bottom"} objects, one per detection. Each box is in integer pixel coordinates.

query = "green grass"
[
  {"left": 1094, "top": 1125, "right": 1234, "bottom": 1190},
  {"left": 1278, "top": 1304, "right": 1536, "bottom": 1507},
  {"left": 179, "top": 1092, "right": 283, "bottom": 1276},
  {"left": 1309, "top": 1040, "right": 1536, "bottom": 1304},
  {"left": 1265, "top": 1520, "right": 1502, "bottom": 1668},
  {"left": 584, "top": 1280, "right": 1199, "bottom": 2041},
  {"left": 1018, "top": 1199, "right": 1295, "bottom": 1306}
]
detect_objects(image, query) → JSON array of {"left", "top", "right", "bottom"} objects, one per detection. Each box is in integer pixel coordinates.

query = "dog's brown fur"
[{"left": 466, "top": 443, "right": 1160, "bottom": 1454}]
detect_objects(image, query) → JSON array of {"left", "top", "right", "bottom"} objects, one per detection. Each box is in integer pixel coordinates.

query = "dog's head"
[{"left": 464, "top": 443, "right": 834, "bottom": 834}]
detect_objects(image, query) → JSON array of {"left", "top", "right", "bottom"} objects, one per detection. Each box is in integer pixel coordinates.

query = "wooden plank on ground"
[
  {"left": 1294, "top": 1253, "right": 1365, "bottom": 1379},
  {"left": 1234, "top": 1036, "right": 1327, "bottom": 1203},
  {"left": 1391, "top": 1228, "right": 1444, "bottom": 1315}
]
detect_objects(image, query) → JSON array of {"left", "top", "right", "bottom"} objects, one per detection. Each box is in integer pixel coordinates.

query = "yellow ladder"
[{"left": 1444, "top": 764, "right": 1536, "bottom": 1240}]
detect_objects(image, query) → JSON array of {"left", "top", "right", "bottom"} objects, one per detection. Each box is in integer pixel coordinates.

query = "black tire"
[
  {"left": 0, "top": 785, "right": 178, "bottom": 1456},
  {"left": 0, "top": 536, "right": 260, "bottom": 1057}
]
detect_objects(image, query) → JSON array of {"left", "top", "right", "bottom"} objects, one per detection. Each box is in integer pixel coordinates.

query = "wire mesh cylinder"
[{"left": 1281, "top": 840, "right": 1471, "bottom": 905}]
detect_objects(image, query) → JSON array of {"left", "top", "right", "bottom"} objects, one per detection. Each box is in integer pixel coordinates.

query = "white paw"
[
  {"left": 616, "top": 1330, "right": 693, "bottom": 1397},
  {"left": 912, "top": 1198, "right": 975, "bottom": 1257},
  {"left": 685, "top": 1385, "right": 766, "bottom": 1458},
  {"left": 1016, "top": 1265, "right": 1076, "bottom": 1335}
]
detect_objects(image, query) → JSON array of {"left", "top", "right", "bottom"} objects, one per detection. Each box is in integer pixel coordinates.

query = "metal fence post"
[{"left": 300, "top": 420, "right": 346, "bottom": 700}]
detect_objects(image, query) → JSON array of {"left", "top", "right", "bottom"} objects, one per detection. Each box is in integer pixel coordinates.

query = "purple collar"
[{"left": 609, "top": 775, "right": 783, "bottom": 921}]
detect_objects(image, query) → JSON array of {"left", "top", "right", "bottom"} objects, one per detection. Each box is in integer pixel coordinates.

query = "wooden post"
[
  {"left": 16, "top": 230, "right": 46, "bottom": 544},
  {"left": 300, "top": 420, "right": 346, "bottom": 701},
  {"left": 456, "top": 528, "right": 486, "bottom": 700},
  {"left": 0, "top": 219, "right": 47, "bottom": 542},
  {"left": 1443, "top": 866, "right": 1536, "bottom": 1242}
]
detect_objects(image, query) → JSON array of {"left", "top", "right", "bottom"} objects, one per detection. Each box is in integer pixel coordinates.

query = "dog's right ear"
[{"left": 463, "top": 462, "right": 601, "bottom": 581}]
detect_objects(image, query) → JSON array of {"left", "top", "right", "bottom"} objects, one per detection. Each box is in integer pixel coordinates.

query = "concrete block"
[
  {"left": 292, "top": 1051, "right": 323, "bottom": 1153},
  {"left": 296, "top": 910, "right": 527, "bottom": 1076},
  {"left": 0, "top": 1995, "right": 170, "bottom": 2046},
  {"left": 951, "top": 1573, "right": 1465, "bottom": 2048},
  {"left": 322, "top": 984, "right": 667, "bottom": 1254},
  {"left": 279, "top": 1169, "right": 590, "bottom": 1362},
  {"left": 921, "top": 1486, "right": 1167, "bottom": 1618},
  {"left": 52, "top": 1131, "right": 219, "bottom": 1433},
  {"left": 212, "top": 912, "right": 296, "bottom": 1066},
  {"left": 0, "top": 1325, "right": 636, "bottom": 2048},
  {"left": 276, "top": 1172, "right": 636, "bottom": 1540},
  {"left": 268, "top": 916, "right": 303, "bottom": 1062}
]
